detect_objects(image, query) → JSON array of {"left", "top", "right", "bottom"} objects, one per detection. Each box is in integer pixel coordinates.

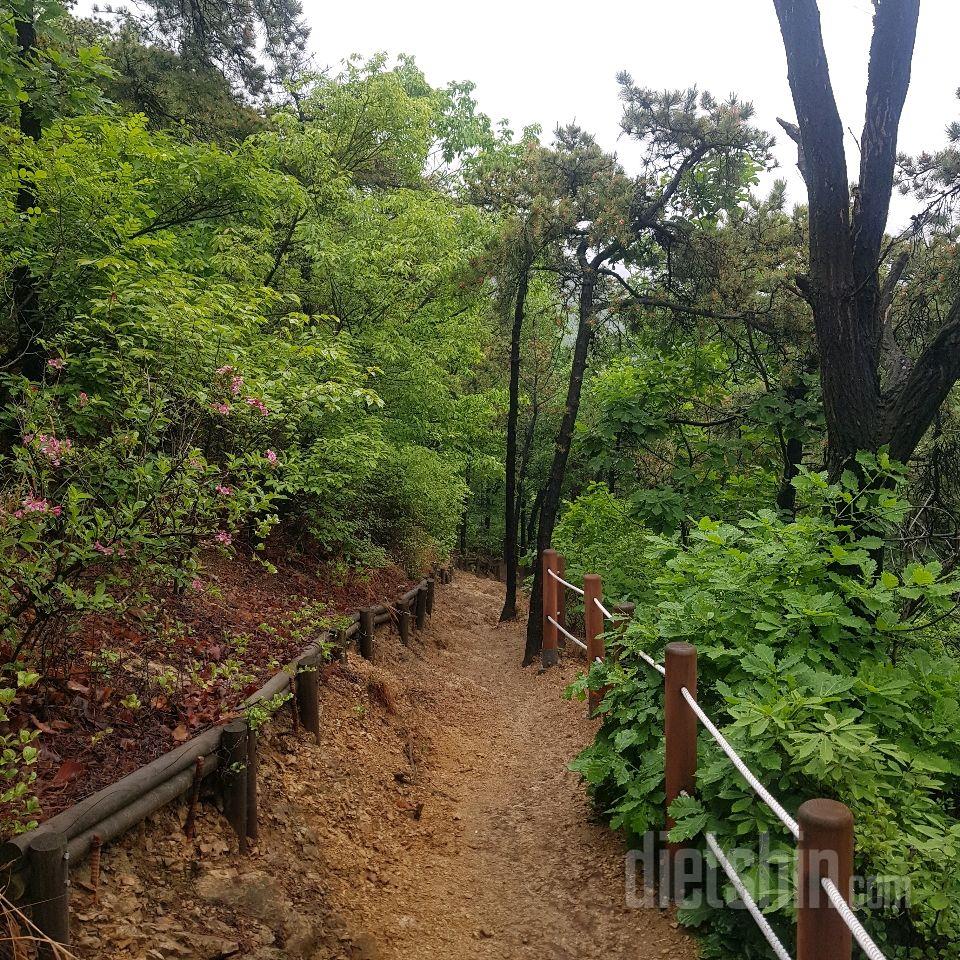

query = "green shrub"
[{"left": 569, "top": 458, "right": 960, "bottom": 959}]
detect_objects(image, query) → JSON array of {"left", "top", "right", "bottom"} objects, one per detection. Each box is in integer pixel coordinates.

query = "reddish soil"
[
  {"left": 13, "top": 535, "right": 415, "bottom": 823},
  {"left": 69, "top": 573, "right": 696, "bottom": 960}
]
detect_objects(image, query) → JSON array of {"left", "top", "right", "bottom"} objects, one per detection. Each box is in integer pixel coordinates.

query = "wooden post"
[
  {"left": 399, "top": 609, "right": 412, "bottom": 645},
  {"left": 335, "top": 626, "right": 349, "bottom": 662},
  {"left": 541, "top": 548, "right": 559, "bottom": 668},
  {"left": 295, "top": 654, "right": 321, "bottom": 743},
  {"left": 664, "top": 642, "right": 697, "bottom": 901},
  {"left": 28, "top": 831, "right": 69, "bottom": 957},
  {"left": 426, "top": 577, "right": 435, "bottom": 616},
  {"left": 246, "top": 728, "right": 259, "bottom": 843},
  {"left": 583, "top": 574, "right": 604, "bottom": 713},
  {"left": 797, "top": 799, "right": 854, "bottom": 960},
  {"left": 556, "top": 555, "right": 568, "bottom": 633},
  {"left": 415, "top": 584, "right": 428, "bottom": 630},
  {"left": 221, "top": 720, "right": 248, "bottom": 854},
  {"left": 359, "top": 607, "right": 375, "bottom": 659}
]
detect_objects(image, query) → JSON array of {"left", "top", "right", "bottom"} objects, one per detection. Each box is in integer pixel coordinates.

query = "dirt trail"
[
  {"left": 72, "top": 573, "right": 695, "bottom": 960},
  {"left": 369, "top": 573, "right": 694, "bottom": 960}
]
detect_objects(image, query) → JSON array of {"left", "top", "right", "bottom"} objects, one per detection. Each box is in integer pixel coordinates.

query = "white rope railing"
[
  {"left": 821, "top": 878, "right": 887, "bottom": 960},
  {"left": 705, "top": 832, "right": 794, "bottom": 960},
  {"left": 681, "top": 687, "right": 800, "bottom": 839},
  {"left": 593, "top": 597, "right": 664, "bottom": 675},
  {"left": 594, "top": 597, "right": 615, "bottom": 620},
  {"left": 638, "top": 649, "right": 666, "bottom": 676},
  {"left": 547, "top": 567, "right": 584, "bottom": 595},
  {"left": 546, "top": 615, "right": 587, "bottom": 652}
]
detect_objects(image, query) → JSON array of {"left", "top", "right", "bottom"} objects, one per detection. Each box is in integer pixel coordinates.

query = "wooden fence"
[
  {"left": 0, "top": 567, "right": 452, "bottom": 956},
  {"left": 543, "top": 546, "right": 885, "bottom": 960}
]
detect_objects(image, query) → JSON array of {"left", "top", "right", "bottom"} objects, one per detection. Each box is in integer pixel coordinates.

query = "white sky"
[{"left": 301, "top": 0, "right": 960, "bottom": 224}]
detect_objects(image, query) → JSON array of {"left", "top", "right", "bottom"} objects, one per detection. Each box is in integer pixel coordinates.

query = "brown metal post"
[
  {"left": 583, "top": 574, "right": 604, "bottom": 713},
  {"left": 359, "top": 607, "right": 375, "bottom": 659},
  {"left": 295, "top": 654, "right": 321, "bottom": 743},
  {"left": 664, "top": 642, "right": 697, "bottom": 901},
  {"left": 221, "top": 720, "right": 248, "bottom": 854},
  {"left": 556, "top": 555, "right": 568, "bottom": 633},
  {"left": 797, "top": 799, "right": 853, "bottom": 960},
  {"left": 415, "top": 585, "right": 428, "bottom": 630},
  {"left": 28, "top": 831, "right": 69, "bottom": 957},
  {"left": 541, "top": 548, "right": 559, "bottom": 668},
  {"left": 426, "top": 577, "right": 435, "bottom": 616}
]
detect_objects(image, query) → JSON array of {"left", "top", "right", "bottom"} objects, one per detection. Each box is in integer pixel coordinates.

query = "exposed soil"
[
  {"left": 18, "top": 537, "right": 415, "bottom": 822},
  {"left": 69, "top": 573, "right": 695, "bottom": 959}
]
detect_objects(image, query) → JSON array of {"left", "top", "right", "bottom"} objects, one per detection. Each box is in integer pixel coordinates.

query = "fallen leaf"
[{"left": 50, "top": 759, "right": 86, "bottom": 787}]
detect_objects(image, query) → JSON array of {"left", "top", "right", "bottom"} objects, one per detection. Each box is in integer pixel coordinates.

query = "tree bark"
[
  {"left": 773, "top": 0, "right": 930, "bottom": 478},
  {"left": 523, "top": 268, "right": 597, "bottom": 665},
  {"left": 500, "top": 261, "right": 531, "bottom": 621}
]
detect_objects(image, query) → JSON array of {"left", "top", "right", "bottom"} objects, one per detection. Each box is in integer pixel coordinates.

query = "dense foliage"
[{"left": 562, "top": 460, "right": 960, "bottom": 957}]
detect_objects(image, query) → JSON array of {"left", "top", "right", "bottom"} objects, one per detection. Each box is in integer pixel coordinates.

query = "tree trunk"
[
  {"left": 500, "top": 265, "right": 530, "bottom": 621},
  {"left": 523, "top": 271, "right": 597, "bottom": 665}
]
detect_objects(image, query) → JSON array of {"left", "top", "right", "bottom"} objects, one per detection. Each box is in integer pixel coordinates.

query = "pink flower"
[
  {"left": 191, "top": 578, "right": 203, "bottom": 591},
  {"left": 215, "top": 484, "right": 233, "bottom": 496},
  {"left": 245, "top": 397, "right": 268, "bottom": 416},
  {"left": 78, "top": 392, "right": 89, "bottom": 407},
  {"left": 46, "top": 358, "right": 65, "bottom": 371},
  {"left": 93, "top": 541, "right": 114, "bottom": 556},
  {"left": 230, "top": 376, "right": 244, "bottom": 396},
  {"left": 215, "top": 365, "right": 234, "bottom": 376},
  {"left": 215, "top": 531, "right": 232, "bottom": 546},
  {"left": 211, "top": 402, "right": 231, "bottom": 417},
  {"left": 265, "top": 449, "right": 277, "bottom": 464},
  {"left": 13, "top": 494, "right": 61, "bottom": 519},
  {"left": 36, "top": 433, "right": 72, "bottom": 466}
]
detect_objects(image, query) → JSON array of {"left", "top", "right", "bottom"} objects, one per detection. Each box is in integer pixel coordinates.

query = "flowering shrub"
[{"left": 0, "top": 372, "right": 279, "bottom": 671}]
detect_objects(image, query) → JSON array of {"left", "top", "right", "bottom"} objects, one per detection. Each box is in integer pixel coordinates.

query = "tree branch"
[
  {"left": 885, "top": 294, "right": 960, "bottom": 462},
  {"left": 851, "top": 0, "right": 920, "bottom": 339}
]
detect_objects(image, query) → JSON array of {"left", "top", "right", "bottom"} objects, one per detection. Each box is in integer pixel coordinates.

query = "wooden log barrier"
[
  {"left": 28, "top": 831, "right": 69, "bottom": 957},
  {"left": 295, "top": 653, "right": 321, "bottom": 743},
  {"left": 583, "top": 573, "right": 604, "bottom": 714},
  {"left": 220, "top": 720, "right": 249, "bottom": 854},
  {"left": 359, "top": 607, "right": 376, "bottom": 660},
  {"left": 415, "top": 584, "right": 428, "bottom": 630},
  {"left": 246, "top": 729, "right": 259, "bottom": 843}
]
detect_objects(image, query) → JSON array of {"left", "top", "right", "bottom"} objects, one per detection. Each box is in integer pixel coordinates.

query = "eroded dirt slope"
[{"left": 71, "top": 573, "right": 695, "bottom": 960}]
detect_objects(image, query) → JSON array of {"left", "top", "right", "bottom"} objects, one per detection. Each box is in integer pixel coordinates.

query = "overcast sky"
[{"left": 301, "top": 0, "right": 960, "bottom": 223}]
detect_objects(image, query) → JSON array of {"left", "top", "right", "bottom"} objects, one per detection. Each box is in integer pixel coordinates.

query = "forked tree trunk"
[{"left": 772, "top": 0, "right": 960, "bottom": 480}]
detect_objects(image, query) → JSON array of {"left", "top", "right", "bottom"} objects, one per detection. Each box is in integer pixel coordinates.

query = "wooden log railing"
[{"left": 0, "top": 564, "right": 453, "bottom": 952}]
